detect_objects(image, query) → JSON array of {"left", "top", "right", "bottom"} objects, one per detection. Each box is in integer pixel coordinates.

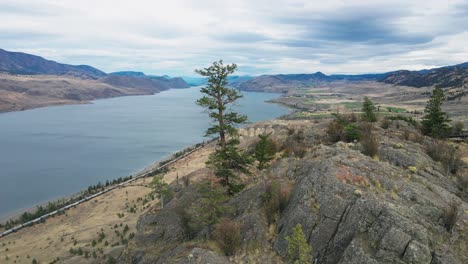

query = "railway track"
[{"left": 0, "top": 139, "right": 215, "bottom": 239}]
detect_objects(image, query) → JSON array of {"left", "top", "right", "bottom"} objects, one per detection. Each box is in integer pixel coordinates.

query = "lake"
[{"left": 0, "top": 87, "right": 288, "bottom": 219}]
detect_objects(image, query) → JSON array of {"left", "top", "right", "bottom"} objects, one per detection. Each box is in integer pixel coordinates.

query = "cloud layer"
[{"left": 1, "top": 0, "right": 467, "bottom": 76}]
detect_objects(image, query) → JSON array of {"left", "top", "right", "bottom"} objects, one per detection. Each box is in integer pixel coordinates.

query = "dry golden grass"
[{"left": 0, "top": 144, "right": 214, "bottom": 263}]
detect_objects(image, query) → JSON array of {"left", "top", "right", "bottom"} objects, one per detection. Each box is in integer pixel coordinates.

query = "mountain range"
[
  {"left": 230, "top": 64, "right": 468, "bottom": 93},
  {"left": 0, "top": 49, "right": 189, "bottom": 112},
  {"left": 0, "top": 48, "right": 467, "bottom": 112}
]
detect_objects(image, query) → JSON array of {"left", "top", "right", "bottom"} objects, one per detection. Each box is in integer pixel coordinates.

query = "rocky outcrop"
[
  {"left": 273, "top": 143, "right": 466, "bottom": 264},
  {"left": 121, "top": 121, "right": 467, "bottom": 264}
]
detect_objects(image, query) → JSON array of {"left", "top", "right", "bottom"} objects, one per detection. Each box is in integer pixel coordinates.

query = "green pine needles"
[
  {"left": 196, "top": 60, "right": 251, "bottom": 194},
  {"left": 361, "top": 96, "right": 377, "bottom": 122},
  {"left": 254, "top": 133, "right": 277, "bottom": 170},
  {"left": 421, "top": 87, "right": 451, "bottom": 138},
  {"left": 286, "top": 224, "right": 312, "bottom": 264}
]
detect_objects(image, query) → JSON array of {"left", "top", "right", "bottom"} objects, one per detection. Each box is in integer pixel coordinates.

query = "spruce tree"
[
  {"left": 286, "top": 224, "right": 312, "bottom": 264},
  {"left": 196, "top": 60, "right": 251, "bottom": 194},
  {"left": 254, "top": 133, "right": 277, "bottom": 170},
  {"left": 361, "top": 97, "right": 377, "bottom": 122},
  {"left": 421, "top": 87, "right": 451, "bottom": 138}
]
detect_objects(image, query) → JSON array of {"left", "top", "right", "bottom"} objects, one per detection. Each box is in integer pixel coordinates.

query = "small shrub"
[
  {"left": 342, "top": 113, "right": 358, "bottom": 123},
  {"left": 286, "top": 224, "right": 312, "bottom": 264},
  {"left": 393, "top": 143, "right": 403, "bottom": 149},
  {"left": 425, "top": 140, "right": 462, "bottom": 175},
  {"left": 212, "top": 218, "right": 242, "bottom": 256},
  {"left": 452, "top": 121, "right": 464, "bottom": 135},
  {"left": 263, "top": 180, "right": 292, "bottom": 225},
  {"left": 177, "top": 181, "right": 230, "bottom": 239},
  {"left": 408, "top": 166, "right": 417, "bottom": 173},
  {"left": 326, "top": 120, "right": 344, "bottom": 143},
  {"left": 388, "top": 115, "right": 418, "bottom": 127},
  {"left": 444, "top": 201, "right": 459, "bottom": 232},
  {"left": 403, "top": 129, "right": 410, "bottom": 141},
  {"left": 455, "top": 169, "right": 468, "bottom": 194},
  {"left": 360, "top": 123, "right": 379, "bottom": 159},
  {"left": 380, "top": 118, "right": 390, "bottom": 129},
  {"left": 344, "top": 124, "right": 361, "bottom": 141},
  {"left": 183, "top": 175, "right": 190, "bottom": 187}
]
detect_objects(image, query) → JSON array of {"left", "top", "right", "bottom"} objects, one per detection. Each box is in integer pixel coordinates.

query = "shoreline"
[{"left": 0, "top": 139, "right": 213, "bottom": 226}]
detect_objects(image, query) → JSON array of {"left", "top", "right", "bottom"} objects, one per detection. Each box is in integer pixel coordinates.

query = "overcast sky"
[{"left": 1, "top": 0, "right": 467, "bottom": 76}]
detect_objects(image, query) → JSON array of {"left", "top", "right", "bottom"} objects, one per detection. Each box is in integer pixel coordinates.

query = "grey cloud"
[{"left": 214, "top": 32, "right": 269, "bottom": 43}]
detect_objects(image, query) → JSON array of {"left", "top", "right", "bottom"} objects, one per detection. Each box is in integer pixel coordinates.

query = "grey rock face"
[
  {"left": 120, "top": 129, "right": 467, "bottom": 264},
  {"left": 402, "top": 240, "right": 431, "bottom": 264},
  {"left": 274, "top": 145, "right": 467, "bottom": 264}
]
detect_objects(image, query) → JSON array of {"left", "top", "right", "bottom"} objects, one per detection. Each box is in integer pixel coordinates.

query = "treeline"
[{"left": 1, "top": 175, "right": 133, "bottom": 229}]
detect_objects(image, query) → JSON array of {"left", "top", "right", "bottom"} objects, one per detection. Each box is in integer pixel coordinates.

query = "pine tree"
[
  {"left": 195, "top": 60, "right": 247, "bottom": 148},
  {"left": 254, "top": 133, "right": 277, "bottom": 170},
  {"left": 286, "top": 224, "right": 312, "bottom": 264},
  {"left": 361, "top": 97, "right": 377, "bottom": 122},
  {"left": 207, "top": 139, "right": 252, "bottom": 194},
  {"left": 185, "top": 181, "right": 229, "bottom": 235},
  {"left": 196, "top": 60, "right": 251, "bottom": 194},
  {"left": 150, "top": 174, "right": 169, "bottom": 209},
  {"left": 421, "top": 87, "right": 451, "bottom": 138}
]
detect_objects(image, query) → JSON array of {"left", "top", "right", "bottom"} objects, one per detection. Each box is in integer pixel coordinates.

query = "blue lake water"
[{"left": 0, "top": 87, "right": 288, "bottom": 219}]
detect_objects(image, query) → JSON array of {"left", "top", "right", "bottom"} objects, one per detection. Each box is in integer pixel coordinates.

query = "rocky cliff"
[{"left": 119, "top": 120, "right": 467, "bottom": 264}]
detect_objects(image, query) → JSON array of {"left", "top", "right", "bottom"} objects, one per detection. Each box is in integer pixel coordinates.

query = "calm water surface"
[{"left": 0, "top": 87, "right": 288, "bottom": 218}]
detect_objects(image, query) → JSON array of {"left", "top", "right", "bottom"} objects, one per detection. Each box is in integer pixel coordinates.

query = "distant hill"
[
  {"left": 109, "top": 71, "right": 147, "bottom": 77},
  {"left": 232, "top": 72, "right": 390, "bottom": 93},
  {"left": 107, "top": 72, "right": 190, "bottom": 90},
  {"left": 231, "top": 62, "right": 468, "bottom": 92},
  {"left": 182, "top": 75, "right": 253, "bottom": 87},
  {"left": 380, "top": 63, "right": 468, "bottom": 88},
  {"left": 0, "top": 49, "right": 190, "bottom": 112},
  {"left": 0, "top": 48, "right": 106, "bottom": 78}
]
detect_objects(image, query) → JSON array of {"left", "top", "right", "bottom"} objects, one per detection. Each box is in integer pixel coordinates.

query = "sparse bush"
[
  {"left": 344, "top": 124, "right": 361, "bottom": 141},
  {"left": 403, "top": 129, "right": 410, "bottom": 141},
  {"left": 178, "top": 181, "right": 230, "bottom": 239},
  {"left": 326, "top": 120, "right": 344, "bottom": 143},
  {"left": 286, "top": 224, "right": 312, "bottom": 264},
  {"left": 444, "top": 201, "right": 459, "bottom": 232},
  {"left": 380, "top": 118, "right": 390, "bottom": 129},
  {"left": 425, "top": 140, "right": 462, "bottom": 175},
  {"left": 282, "top": 128, "right": 308, "bottom": 158},
  {"left": 263, "top": 180, "right": 292, "bottom": 225},
  {"left": 360, "top": 123, "right": 379, "bottom": 159},
  {"left": 388, "top": 115, "right": 418, "bottom": 127},
  {"left": 107, "top": 256, "right": 117, "bottom": 264},
  {"left": 212, "top": 218, "right": 242, "bottom": 256},
  {"left": 183, "top": 175, "right": 190, "bottom": 187},
  {"left": 455, "top": 169, "right": 468, "bottom": 194},
  {"left": 342, "top": 113, "right": 358, "bottom": 123},
  {"left": 452, "top": 121, "right": 464, "bottom": 135}
]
